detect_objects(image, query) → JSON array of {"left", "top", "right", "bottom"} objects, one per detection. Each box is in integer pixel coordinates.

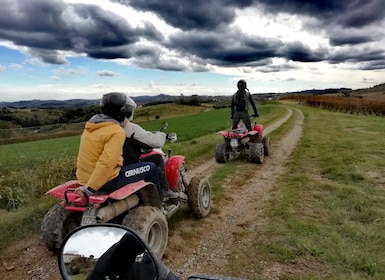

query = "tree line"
[
  {"left": 0, "top": 95, "right": 205, "bottom": 129},
  {"left": 0, "top": 106, "right": 100, "bottom": 129}
]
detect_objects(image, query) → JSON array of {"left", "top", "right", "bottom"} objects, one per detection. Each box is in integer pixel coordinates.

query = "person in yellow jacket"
[{"left": 75, "top": 92, "right": 160, "bottom": 197}]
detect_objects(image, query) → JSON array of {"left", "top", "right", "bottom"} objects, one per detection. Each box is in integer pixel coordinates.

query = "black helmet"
[
  {"left": 100, "top": 92, "right": 136, "bottom": 122},
  {"left": 237, "top": 79, "right": 247, "bottom": 90}
]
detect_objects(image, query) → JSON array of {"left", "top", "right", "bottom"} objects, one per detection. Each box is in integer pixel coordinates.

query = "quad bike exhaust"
[{"left": 95, "top": 194, "right": 140, "bottom": 223}]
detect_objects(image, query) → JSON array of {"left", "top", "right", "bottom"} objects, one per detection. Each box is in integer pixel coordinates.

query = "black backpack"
[{"left": 234, "top": 90, "right": 247, "bottom": 111}]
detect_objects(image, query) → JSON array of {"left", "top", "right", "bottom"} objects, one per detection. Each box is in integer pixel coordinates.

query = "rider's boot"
[
  {"left": 162, "top": 189, "right": 179, "bottom": 201},
  {"left": 159, "top": 167, "right": 179, "bottom": 201},
  {"left": 162, "top": 179, "right": 179, "bottom": 200}
]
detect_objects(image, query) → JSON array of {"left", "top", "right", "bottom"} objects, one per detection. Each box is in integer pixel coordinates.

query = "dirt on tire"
[
  {"left": 41, "top": 203, "right": 82, "bottom": 254},
  {"left": 122, "top": 206, "right": 169, "bottom": 258},
  {"left": 0, "top": 107, "right": 303, "bottom": 280},
  {"left": 187, "top": 176, "right": 211, "bottom": 218},
  {"left": 249, "top": 142, "right": 264, "bottom": 163}
]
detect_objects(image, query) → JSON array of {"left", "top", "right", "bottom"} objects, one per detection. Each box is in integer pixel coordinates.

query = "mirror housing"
[
  {"left": 58, "top": 224, "right": 247, "bottom": 280},
  {"left": 58, "top": 224, "right": 159, "bottom": 280}
]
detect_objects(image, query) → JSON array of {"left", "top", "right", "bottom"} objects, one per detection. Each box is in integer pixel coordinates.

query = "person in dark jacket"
[
  {"left": 122, "top": 96, "right": 178, "bottom": 202},
  {"left": 230, "top": 79, "right": 259, "bottom": 131}
]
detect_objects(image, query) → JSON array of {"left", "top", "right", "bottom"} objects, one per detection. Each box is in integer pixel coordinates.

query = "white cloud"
[
  {"left": 8, "top": 63, "right": 23, "bottom": 69},
  {"left": 53, "top": 66, "right": 88, "bottom": 75},
  {"left": 50, "top": 76, "right": 60, "bottom": 81},
  {"left": 96, "top": 70, "right": 119, "bottom": 77}
]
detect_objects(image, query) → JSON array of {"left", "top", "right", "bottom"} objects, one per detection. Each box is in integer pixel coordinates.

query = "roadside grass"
[
  {"left": 268, "top": 106, "right": 300, "bottom": 142},
  {"left": 223, "top": 104, "right": 385, "bottom": 279},
  {"left": 0, "top": 102, "right": 284, "bottom": 251}
]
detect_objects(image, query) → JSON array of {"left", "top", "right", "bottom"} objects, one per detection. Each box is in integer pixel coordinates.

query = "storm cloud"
[{"left": 0, "top": 0, "right": 384, "bottom": 73}]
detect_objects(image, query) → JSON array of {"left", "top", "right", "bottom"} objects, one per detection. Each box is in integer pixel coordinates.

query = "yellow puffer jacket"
[{"left": 76, "top": 115, "right": 125, "bottom": 191}]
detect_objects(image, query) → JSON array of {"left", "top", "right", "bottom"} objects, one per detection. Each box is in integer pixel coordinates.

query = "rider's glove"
[
  {"left": 75, "top": 186, "right": 95, "bottom": 198},
  {"left": 253, "top": 113, "right": 259, "bottom": 117},
  {"left": 167, "top": 132, "right": 177, "bottom": 143},
  {"left": 83, "top": 186, "right": 95, "bottom": 196}
]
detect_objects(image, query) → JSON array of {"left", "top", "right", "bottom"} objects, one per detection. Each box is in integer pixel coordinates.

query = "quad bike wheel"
[
  {"left": 249, "top": 142, "right": 264, "bottom": 164},
  {"left": 215, "top": 143, "right": 228, "bottom": 163},
  {"left": 122, "top": 206, "right": 168, "bottom": 258},
  {"left": 41, "top": 204, "right": 82, "bottom": 254},
  {"left": 187, "top": 176, "right": 211, "bottom": 218},
  {"left": 262, "top": 135, "right": 271, "bottom": 156}
]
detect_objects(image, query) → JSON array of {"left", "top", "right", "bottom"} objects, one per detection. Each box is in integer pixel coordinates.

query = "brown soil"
[{"left": 0, "top": 107, "right": 303, "bottom": 280}]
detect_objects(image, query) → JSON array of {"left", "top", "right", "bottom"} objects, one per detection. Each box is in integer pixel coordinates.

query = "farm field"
[{"left": 1, "top": 100, "right": 385, "bottom": 279}]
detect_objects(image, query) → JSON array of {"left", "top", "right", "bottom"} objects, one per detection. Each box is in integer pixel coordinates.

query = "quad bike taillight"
[{"left": 92, "top": 203, "right": 101, "bottom": 209}]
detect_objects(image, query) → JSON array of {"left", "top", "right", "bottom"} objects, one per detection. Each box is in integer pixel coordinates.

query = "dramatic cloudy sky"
[{"left": 0, "top": 0, "right": 384, "bottom": 101}]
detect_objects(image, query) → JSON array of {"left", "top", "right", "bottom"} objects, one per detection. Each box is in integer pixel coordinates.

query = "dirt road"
[
  {"left": 0, "top": 107, "right": 303, "bottom": 280},
  {"left": 165, "top": 107, "right": 303, "bottom": 279}
]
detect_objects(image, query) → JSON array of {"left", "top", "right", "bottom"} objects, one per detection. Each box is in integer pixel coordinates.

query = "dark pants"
[
  {"left": 232, "top": 110, "right": 252, "bottom": 131},
  {"left": 100, "top": 162, "right": 161, "bottom": 195},
  {"left": 140, "top": 154, "right": 169, "bottom": 192}
]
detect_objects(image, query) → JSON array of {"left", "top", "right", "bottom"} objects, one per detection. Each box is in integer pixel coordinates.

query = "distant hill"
[
  {"left": 355, "top": 83, "right": 385, "bottom": 93},
  {"left": 3, "top": 85, "right": 385, "bottom": 109},
  {"left": 292, "top": 88, "right": 352, "bottom": 95},
  {"left": 0, "top": 93, "right": 223, "bottom": 109},
  {"left": 0, "top": 99, "right": 100, "bottom": 109},
  {"left": 0, "top": 94, "right": 178, "bottom": 109}
]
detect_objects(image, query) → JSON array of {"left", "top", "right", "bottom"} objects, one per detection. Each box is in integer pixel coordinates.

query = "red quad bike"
[
  {"left": 215, "top": 121, "right": 271, "bottom": 164},
  {"left": 41, "top": 131, "right": 211, "bottom": 258}
]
